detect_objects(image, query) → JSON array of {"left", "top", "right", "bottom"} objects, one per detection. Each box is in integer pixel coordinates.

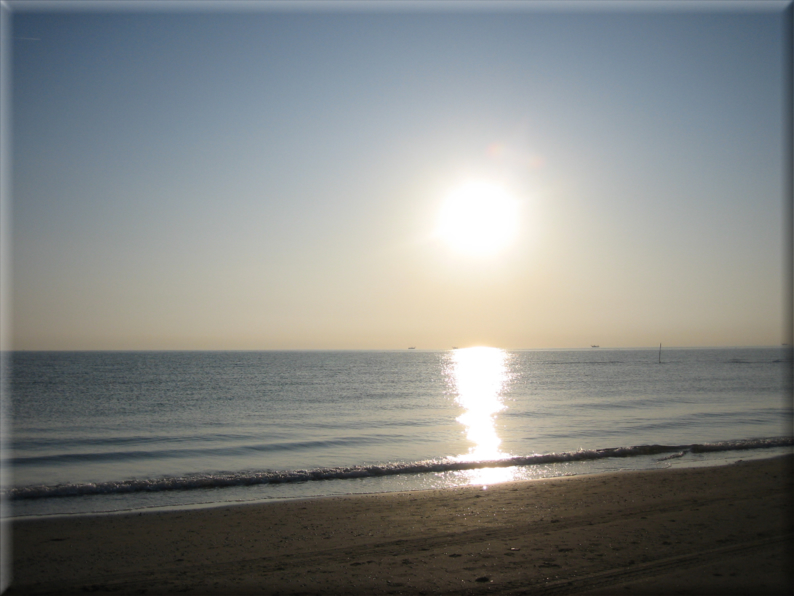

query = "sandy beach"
[{"left": 5, "top": 455, "right": 792, "bottom": 595}]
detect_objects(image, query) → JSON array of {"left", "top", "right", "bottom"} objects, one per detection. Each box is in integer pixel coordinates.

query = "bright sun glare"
[
  {"left": 437, "top": 180, "right": 519, "bottom": 256},
  {"left": 447, "top": 346, "right": 517, "bottom": 485}
]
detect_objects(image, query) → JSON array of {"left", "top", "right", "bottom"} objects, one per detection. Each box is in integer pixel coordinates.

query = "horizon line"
[{"left": 3, "top": 344, "right": 789, "bottom": 353}]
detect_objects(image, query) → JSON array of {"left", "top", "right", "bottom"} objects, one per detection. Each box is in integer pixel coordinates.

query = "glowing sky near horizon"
[{"left": 9, "top": 3, "right": 789, "bottom": 350}]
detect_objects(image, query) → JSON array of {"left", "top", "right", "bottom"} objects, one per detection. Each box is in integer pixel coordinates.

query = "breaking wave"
[{"left": 5, "top": 436, "right": 791, "bottom": 501}]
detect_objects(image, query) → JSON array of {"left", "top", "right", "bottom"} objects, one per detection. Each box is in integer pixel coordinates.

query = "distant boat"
[
  {"left": 591, "top": 345, "right": 599, "bottom": 348},
  {"left": 452, "top": 346, "right": 458, "bottom": 350},
  {"left": 408, "top": 346, "right": 416, "bottom": 350}
]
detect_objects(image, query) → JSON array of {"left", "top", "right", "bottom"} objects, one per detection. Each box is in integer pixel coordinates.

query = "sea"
[{"left": 2, "top": 347, "right": 792, "bottom": 519}]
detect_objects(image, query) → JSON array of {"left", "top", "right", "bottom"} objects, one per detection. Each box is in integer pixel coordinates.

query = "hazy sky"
[{"left": 8, "top": 1, "right": 790, "bottom": 350}]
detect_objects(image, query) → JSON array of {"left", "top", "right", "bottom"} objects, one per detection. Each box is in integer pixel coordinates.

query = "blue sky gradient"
[{"left": 9, "top": 3, "right": 789, "bottom": 349}]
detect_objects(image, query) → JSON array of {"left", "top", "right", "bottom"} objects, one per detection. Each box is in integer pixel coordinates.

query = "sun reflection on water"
[{"left": 445, "top": 346, "right": 517, "bottom": 485}]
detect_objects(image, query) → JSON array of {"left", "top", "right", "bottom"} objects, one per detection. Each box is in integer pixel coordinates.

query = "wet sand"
[{"left": 5, "top": 455, "right": 793, "bottom": 595}]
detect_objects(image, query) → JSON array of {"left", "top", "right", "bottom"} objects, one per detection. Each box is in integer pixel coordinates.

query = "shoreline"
[
  {"left": 6, "top": 455, "right": 793, "bottom": 594},
  {"left": 8, "top": 439, "right": 794, "bottom": 521}
]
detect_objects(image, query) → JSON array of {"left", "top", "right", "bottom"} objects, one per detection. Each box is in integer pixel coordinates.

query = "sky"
[{"left": 6, "top": 1, "right": 791, "bottom": 350}]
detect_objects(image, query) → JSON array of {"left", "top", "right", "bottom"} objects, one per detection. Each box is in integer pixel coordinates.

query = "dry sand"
[{"left": 4, "top": 455, "right": 793, "bottom": 595}]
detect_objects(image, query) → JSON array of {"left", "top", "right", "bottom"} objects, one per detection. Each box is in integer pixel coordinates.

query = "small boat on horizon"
[
  {"left": 591, "top": 345, "right": 599, "bottom": 348},
  {"left": 408, "top": 346, "right": 416, "bottom": 349}
]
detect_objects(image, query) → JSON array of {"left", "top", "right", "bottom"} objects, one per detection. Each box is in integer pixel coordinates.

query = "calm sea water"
[{"left": 3, "top": 347, "right": 792, "bottom": 518}]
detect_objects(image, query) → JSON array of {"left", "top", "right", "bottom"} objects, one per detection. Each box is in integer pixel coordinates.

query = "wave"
[
  {"left": 5, "top": 436, "right": 792, "bottom": 501},
  {"left": 7, "top": 435, "right": 397, "bottom": 466}
]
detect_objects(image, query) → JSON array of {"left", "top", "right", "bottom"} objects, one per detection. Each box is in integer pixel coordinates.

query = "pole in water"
[{"left": 658, "top": 343, "right": 662, "bottom": 364}]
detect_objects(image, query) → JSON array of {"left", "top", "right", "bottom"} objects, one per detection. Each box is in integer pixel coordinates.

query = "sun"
[{"left": 436, "top": 180, "right": 519, "bottom": 256}]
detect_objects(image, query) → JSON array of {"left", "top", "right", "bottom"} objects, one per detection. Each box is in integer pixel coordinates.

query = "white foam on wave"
[{"left": 5, "top": 436, "right": 791, "bottom": 501}]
